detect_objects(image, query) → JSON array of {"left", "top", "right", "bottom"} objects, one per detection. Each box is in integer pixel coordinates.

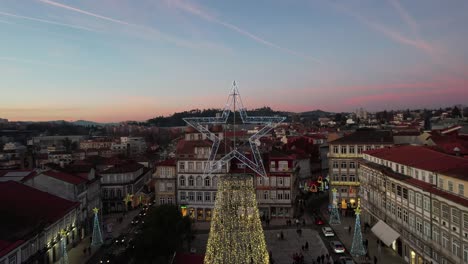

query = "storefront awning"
[{"left": 371, "top": 220, "right": 400, "bottom": 247}]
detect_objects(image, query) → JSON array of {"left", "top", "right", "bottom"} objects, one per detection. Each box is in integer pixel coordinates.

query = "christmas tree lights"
[
  {"left": 204, "top": 175, "right": 269, "bottom": 264},
  {"left": 350, "top": 199, "right": 366, "bottom": 257},
  {"left": 329, "top": 188, "right": 341, "bottom": 225},
  {"left": 91, "top": 207, "right": 103, "bottom": 247},
  {"left": 59, "top": 229, "right": 69, "bottom": 264}
]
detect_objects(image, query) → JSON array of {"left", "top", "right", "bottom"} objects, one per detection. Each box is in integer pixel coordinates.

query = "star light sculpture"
[{"left": 183, "top": 82, "right": 285, "bottom": 178}]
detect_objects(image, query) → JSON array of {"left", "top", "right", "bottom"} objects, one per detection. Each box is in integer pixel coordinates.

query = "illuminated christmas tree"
[
  {"left": 329, "top": 188, "right": 341, "bottom": 225},
  {"left": 350, "top": 199, "right": 366, "bottom": 257},
  {"left": 91, "top": 207, "right": 103, "bottom": 247},
  {"left": 204, "top": 175, "right": 269, "bottom": 264},
  {"left": 59, "top": 230, "right": 69, "bottom": 264}
]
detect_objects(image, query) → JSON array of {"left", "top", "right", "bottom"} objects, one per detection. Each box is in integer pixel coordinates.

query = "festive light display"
[
  {"left": 183, "top": 82, "right": 285, "bottom": 177},
  {"left": 329, "top": 188, "right": 341, "bottom": 225},
  {"left": 204, "top": 175, "right": 269, "bottom": 264},
  {"left": 350, "top": 199, "right": 366, "bottom": 257},
  {"left": 91, "top": 207, "right": 103, "bottom": 247},
  {"left": 59, "top": 229, "right": 69, "bottom": 264}
]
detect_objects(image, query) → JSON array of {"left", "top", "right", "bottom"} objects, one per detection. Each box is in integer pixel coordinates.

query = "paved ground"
[{"left": 191, "top": 228, "right": 330, "bottom": 264}]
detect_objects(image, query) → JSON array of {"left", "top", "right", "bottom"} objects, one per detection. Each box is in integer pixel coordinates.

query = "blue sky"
[{"left": 1, "top": 0, "right": 467, "bottom": 122}]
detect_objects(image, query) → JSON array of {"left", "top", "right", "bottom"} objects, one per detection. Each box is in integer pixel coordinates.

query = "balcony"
[{"left": 330, "top": 181, "right": 360, "bottom": 186}]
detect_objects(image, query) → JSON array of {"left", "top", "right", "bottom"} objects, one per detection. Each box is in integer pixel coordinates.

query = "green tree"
[
  {"left": 131, "top": 205, "right": 193, "bottom": 263},
  {"left": 452, "top": 106, "right": 461, "bottom": 118},
  {"left": 62, "top": 137, "right": 72, "bottom": 152}
]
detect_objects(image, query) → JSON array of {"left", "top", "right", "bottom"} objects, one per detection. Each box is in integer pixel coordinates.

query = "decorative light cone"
[
  {"left": 204, "top": 175, "right": 269, "bottom": 264},
  {"left": 59, "top": 230, "right": 69, "bottom": 264},
  {"left": 91, "top": 208, "right": 103, "bottom": 247},
  {"left": 350, "top": 200, "right": 366, "bottom": 257},
  {"left": 329, "top": 188, "right": 341, "bottom": 225}
]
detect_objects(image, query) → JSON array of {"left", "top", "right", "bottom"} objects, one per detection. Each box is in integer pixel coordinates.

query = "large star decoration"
[{"left": 183, "top": 82, "right": 285, "bottom": 178}]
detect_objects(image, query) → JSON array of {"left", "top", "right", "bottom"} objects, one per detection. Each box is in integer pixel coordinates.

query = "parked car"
[
  {"left": 339, "top": 256, "right": 354, "bottom": 264},
  {"left": 114, "top": 235, "right": 126, "bottom": 245},
  {"left": 99, "top": 254, "right": 115, "bottom": 263},
  {"left": 330, "top": 241, "right": 345, "bottom": 253},
  {"left": 131, "top": 216, "right": 140, "bottom": 225},
  {"left": 322, "top": 226, "right": 335, "bottom": 237}
]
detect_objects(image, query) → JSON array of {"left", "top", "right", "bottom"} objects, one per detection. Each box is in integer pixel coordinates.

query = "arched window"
[
  {"left": 180, "top": 176, "right": 186, "bottom": 187},
  {"left": 205, "top": 177, "right": 210, "bottom": 187},
  {"left": 188, "top": 176, "right": 194, "bottom": 186},
  {"left": 196, "top": 176, "right": 202, "bottom": 186}
]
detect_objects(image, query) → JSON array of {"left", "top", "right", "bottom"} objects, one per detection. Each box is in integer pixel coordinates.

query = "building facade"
[
  {"left": 359, "top": 145, "right": 468, "bottom": 264},
  {"left": 153, "top": 159, "right": 177, "bottom": 206},
  {"left": 328, "top": 129, "right": 393, "bottom": 213}
]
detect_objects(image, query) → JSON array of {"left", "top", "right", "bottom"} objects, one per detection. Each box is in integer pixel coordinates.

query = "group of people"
[
  {"left": 314, "top": 254, "right": 331, "bottom": 264},
  {"left": 292, "top": 252, "right": 304, "bottom": 264},
  {"left": 82, "top": 246, "right": 92, "bottom": 256}
]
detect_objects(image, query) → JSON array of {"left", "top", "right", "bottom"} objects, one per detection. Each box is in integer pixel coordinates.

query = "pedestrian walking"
[
  {"left": 316, "top": 256, "right": 320, "bottom": 264},
  {"left": 305, "top": 241, "right": 309, "bottom": 250},
  {"left": 348, "top": 225, "right": 352, "bottom": 234},
  {"left": 280, "top": 231, "right": 284, "bottom": 240},
  {"left": 374, "top": 256, "right": 378, "bottom": 264},
  {"left": 321, "top": 254, "right": 324, "bottom": 263},
  {"left": 302, "top": 219, "right": 306, "bottom": 226},
  {"left": 83, "top": 248, "right": 86, "bottom": 255},
  {"left": 88, "top": 246, "right": 91, "bottom": 255}
]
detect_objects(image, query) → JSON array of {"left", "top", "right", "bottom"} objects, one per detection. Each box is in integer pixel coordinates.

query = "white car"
[
  {"left": 322, "top": 226, "right": 335, "bottom": 237},
  {"left": 330, "top": 241, "right": 345, "bottom": 253}
]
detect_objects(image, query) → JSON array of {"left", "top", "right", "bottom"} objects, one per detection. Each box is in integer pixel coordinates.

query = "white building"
[{"left": 359, "top": 145, "right": 468, "bottom": 264}]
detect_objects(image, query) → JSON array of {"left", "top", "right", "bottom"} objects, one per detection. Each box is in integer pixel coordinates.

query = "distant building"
[
  {"left": 79, "top": 139, "right": 113, "bottom": 150},
  {"left": 100, "top": 162, "right": 152, "bottom": 213},
  {"left": 32, "top": 135, "right": 85, "bottom": 149},
  {"left": 153, "top": 159, "right": 177, "bottom": 206},
  {"left": 328, "top": 129, "right": 393, "bottom": 213},
  {"left": 121, "top": 137, "right": 147, "bottom": 156},
  {"left": 0, "top": 181, "right": 80, "bottom": 264}
]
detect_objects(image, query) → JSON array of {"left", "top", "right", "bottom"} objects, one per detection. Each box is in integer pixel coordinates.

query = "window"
[
  {"left": 452, "top": 208, "right": 460, "bottom": 226},
  {"left": 167, "top": 197, "right": 173, "bottom": 204},
  {"left": 159, "top": 183, "right": 165, "bottom": 192},
  {"left": 464, "top": 213, "right": 468, "bottom": 229},
  {"left": 341, "top": 162, "right": 347, "bottom": 169},
  {"left": 349, "top": 175, "right": 356, "bottom": 182},
  {"left": 452, "top": 239, "right": 461, "bottom": 257},
  {"left": 341, "top": 146, "right": 347, "bottom": 154},
  {"left": 332, "top": 161, "right": 338, "bottom": 168},
  {"left": 459, "top": 184, "right": 464, "bottom": 196},
  {"left": 366, "top": 145, "right": 371, "bottom": 151},
  {"left": 188, "top": 162, "right": 194, "bottom": 171},
  {"left": 429, "top": 174, "right": 434, "bottom": 184},
  {"left": 448, "top": 181, "right": 454, "bottom": 192},
  {"left": 196, "top": 192, "right": 203, "bottom": 201},
  {"left": 333, "top": 145, "right": 339, "bottom": 154},
  {"left": 8, "top": 255, "right": 16, "bottom": 264},
  {"left": 196, "top": 162, "right": 202, "bottom": 171},
  {"left": 341, "top": 175, "right": 347, "bottom": 181},
  {"left": 205, "top": 192, "right": 211, "bottom": 202},
  {"left": 391, "top": 183, "right": 396, "bottom": 194},
  {"left": 277, "top": 192, "right": 283, "bottom": 200},
  {"left": 403, "top": 188, "right": 408, "bottom": 199},
  {"left": 403, "top": 210, "right": 408, "bottom": 223},
  {"left": 179, "top": 162, "right": 185, "bottom": 171},
  {"left": 188, "top": 192, "right": 194, "bottom": 201},
  {"left": 397, "top": 186, "right": 402, "bottom": 196},
  {"left": 278, "top": 177, "right": 284, "bottom": 185},
  {"left": 180, "top": 176, "right": 185, "bottom": 187},
  {"left": 397, "top": 206, "right": 402, "bottom": 219},
  {"left": 433, "top": 200, "right": 440, "bottom": 216},
  {"left": 263, "top": 191, "right": 269, "bottom": 200},
  {"left": 439, "top": 178, "right": 444, "bottom": 189},
  {"left": 349, "top": 146, "right": 355, "bottom": 154},
  {"left": 180, "top": 192, "right": 186, "bottom": 201},
  {"left": 160, "top": 197, "right": 166, "bottom": 205},
  {"left": 409, "top": 213, "right": 415, "bottom": 228},
  {"left": 357, "top": 146, "right": 363, "bottom": 154},
  {"left": 416, "top": 193, "right": 422, "bottom": 207},
  {"left": 196, "top": 176, "right": 202, "bottom": 186},
  {"left": 188, "top": 176, "right": 194, "bottom": 186},
  {"left": 278, "top": 161, "right": 289, "bottom": 171},
  {"left": 415, "top": 170, "right": 419, "bottom": 179},
  {"left": 416, "top": 217, "right": 423, "bottom": 233},
  {"left": 432, "top": 227, "right": 439, "bottom": 243},
  {"left": 409, "top": 190, "right": 414, "bottom": 204},
  {"left": 204, "top": 177, "right": 210, "bottom": 187},
  {"left": 442, "top": 204, "right": 450, "bottom": 220},
  {"left": 423, "top": 196, "right": 430, "bottom": 211},
  {"left": 464, "top": 245, "right": 468, "bottom": 263},
  {"left": 284, "top": 191, "right": 290, "bottom": 200},
  {"left": 349, "top": 162, "right": 356, "bottom": 169},
  {"left": 424, "top": 221, "right": 430, "bottom": 238}
]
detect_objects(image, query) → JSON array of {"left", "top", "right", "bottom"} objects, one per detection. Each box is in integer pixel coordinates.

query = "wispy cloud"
[
  {"left": 333, "top": 3, "right": 435, "bottom": 55},
  {"left": 0, "top": 11, "right": 99, "bottom": 32},
  {"left": 388, "top": 0, "right": 419, "bottom": 36},
  {"left": 168, "top": 0, "right": 320, "bottom": 62},
  {"left": 36, "top": 0, "right": 229, "bottom": 52}
]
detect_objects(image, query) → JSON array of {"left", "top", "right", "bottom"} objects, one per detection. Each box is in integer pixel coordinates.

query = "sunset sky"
[{"left": 1, "top": 0, "right": 467, "bottom": 122}]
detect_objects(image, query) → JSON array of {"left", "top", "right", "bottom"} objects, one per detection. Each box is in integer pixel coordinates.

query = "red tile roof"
[
  {"left": 0, "top": 181, "right": 79, "bottom": 256},
  {"left": 365, "top": 145, "right": 468, "bottom": 180},
  {"left": 157, "top": 159, "right": 176, "bottom": 166},
  {"left": 41, "top": 170, "right": 88, "bottom": 185}
]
